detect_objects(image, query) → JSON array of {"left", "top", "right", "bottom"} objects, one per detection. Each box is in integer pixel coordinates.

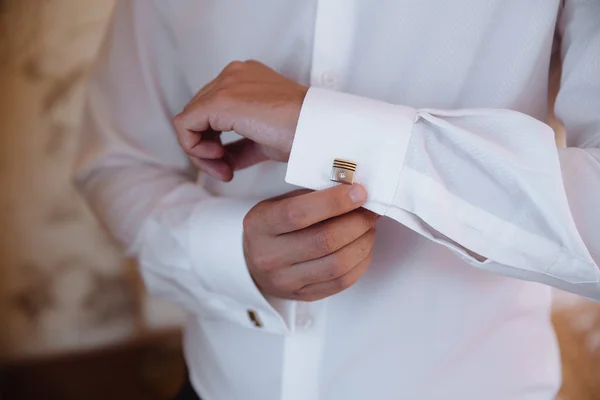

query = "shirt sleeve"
[
  {"left": 286, "top": 0, "right": 600, "bottom": 300},
  {"left": 75, "top": 0, "right": 292, "bottom": 334}
]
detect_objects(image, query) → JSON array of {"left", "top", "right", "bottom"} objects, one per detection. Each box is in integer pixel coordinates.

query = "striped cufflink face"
[{"left": 330, "top": 158, "right": 357, "bottom": 184}]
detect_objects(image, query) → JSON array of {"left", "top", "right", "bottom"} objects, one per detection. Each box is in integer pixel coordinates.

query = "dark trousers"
[{"left": 174, "top": 379, "right": 201, "bottom": 400}]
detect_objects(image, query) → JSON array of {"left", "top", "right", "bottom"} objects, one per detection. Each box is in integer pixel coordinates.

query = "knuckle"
[
  {"left": 334, "top": 274, "right": 354, "bottom": 292},
  {"left": 254, "top": 252, "right": 279, "bottom": 272},
  {"left": 324, "top": 255, "right": 346, "bottom": 279},
  {"left": 357, "top": 238, "right": 373, "bottom": 259},
  {"left": 270, "top": 273, "right": 294, "bottom": 293},
  {"left": 314, "top": 227, "right": 336, "bottom": 253},
  {"left": 173, "top": 114, "right": 191, "bottom": 140},
  {"left": 172, "top": 113, "right": 184, "bottom": 130},
  {"left": 281, "top": 203, "right": 306, "bottom": 229},
  {"left": 354, "top": 212, "right": 375, "bottom": 232},
  {"left": 242, "top": 212, "right": 258, "bottom": 233},
  {"left": 223, "top": 60, "right": 245, "bottom": 74},
  {"left": 363, "top": 214, "right": 377, "bottom": 230}
]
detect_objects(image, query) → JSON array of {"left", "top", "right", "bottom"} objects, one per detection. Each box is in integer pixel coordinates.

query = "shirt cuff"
[
  {"left": 285, "top": 87, "right": 417, "bottom": 215},
  {"left": 189, "top": 197, "right": 294, "bottom": 334}
]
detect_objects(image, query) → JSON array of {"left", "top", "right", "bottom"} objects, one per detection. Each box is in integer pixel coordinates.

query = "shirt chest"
[
  {"left": 162, "top": 0, "right": 561, "bottom": 197},
  {"left": 161, "top": 0, "right": 560, "bottom": 107}
]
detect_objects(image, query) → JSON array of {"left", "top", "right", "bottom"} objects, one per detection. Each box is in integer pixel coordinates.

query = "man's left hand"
[{"left": 173, "top": 60, "right": 308, "bottom": 181}]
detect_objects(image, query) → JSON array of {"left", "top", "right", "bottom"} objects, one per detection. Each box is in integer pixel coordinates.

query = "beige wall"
[
  {"left": 0, "top": 1, "right": 599, "bottom": 399},
  {"left": 0, "top": 0, "right": 182, "bottom": 361}
]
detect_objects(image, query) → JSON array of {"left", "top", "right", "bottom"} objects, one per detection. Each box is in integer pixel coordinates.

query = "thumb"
[{"left": 224, "top": 139, "right": 269, "bottom": 171}]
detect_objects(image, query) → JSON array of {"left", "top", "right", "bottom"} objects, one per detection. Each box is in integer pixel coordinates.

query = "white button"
[
  {"left": 321, "top": 71, "right": 338, "bottom": 88},
  {"left": 296, "top": 313, "right": 313, "bottom": 329}
]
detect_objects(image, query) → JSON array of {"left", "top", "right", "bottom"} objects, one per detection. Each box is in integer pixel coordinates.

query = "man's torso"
[{"left": 157, "top": 1, "right": 563, "bottom": 399}]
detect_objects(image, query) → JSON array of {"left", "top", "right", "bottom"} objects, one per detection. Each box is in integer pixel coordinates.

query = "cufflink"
[
  {"left": 247, "top": 309, "right": 263, "bottom": 328},
  {"left": 330, "top": 158, "right": 357, "bottom": 184}
]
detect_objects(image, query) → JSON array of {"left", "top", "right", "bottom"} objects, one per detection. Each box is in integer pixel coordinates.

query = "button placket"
[
  {"left": 309, "top": 0, "right": 357, "bottom": 90},
  {"left": 321, "top": 71, "right": 339, "bottom": 88},
  {"left": 296, "top": 313, "right": 314, "bottom": 330}
]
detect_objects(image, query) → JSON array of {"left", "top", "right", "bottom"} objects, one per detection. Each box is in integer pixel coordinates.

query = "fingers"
[
  {"left": 189, "top": 157, "right": 233, "bottom": 182},
  {"left": 174, "top": 118, "right": 224, "bottom": 159},
  {"left": 174, "top": 59, "right": 304, "bottom": 180},
  {"left": 190, "top": 141, "right": 225, "bottom": 159},
  {"left": 178, "top": 129, "right": 230, "bottom": 180},
  {"left": 184, "top": 130, "right": 225, "bottom": 159},
  {"left": 265, "top": 189, "right": 313, "bottom": 203},
  {"left": 278, "top": 228, "right": 376, "bottom": 289},
  {"left": 259, "top": 184, "right": 369, "bottom": 234},
  {"left": 173, "top": 61, "right": 251, "bottom": 143},
  {"left": 224, "top": 138, "right": 269, "bottom": 170},
  {"left": 173, "top": 105, "right": 214, "bottom": 157},
  {"left": 296, "top": 251, "right": 373, "bottom": 302},
  {"left": 174, "top": 73, "right": 223, "bottom": 158},
  {"left": 242, "top": 186, "right": 377, "bottom": 302},
  {"left": 173, "top": 92, "right": 234, "bottom": 144},
  {"left": 180, "top": 134, "right": 267, "bottom": 177},
  {"left": 274, "top": 209, "right": 377, "bottom": 263},
  {"left": 173, "top": 72, "right": 225, "bottom": 138}
]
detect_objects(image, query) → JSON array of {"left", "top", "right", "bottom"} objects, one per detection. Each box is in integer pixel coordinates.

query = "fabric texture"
[{"left": 75, "top": 0, "right": 599, "bottom": 399}]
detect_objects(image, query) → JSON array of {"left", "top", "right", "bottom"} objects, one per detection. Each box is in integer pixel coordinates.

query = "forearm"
[
  {"left": 286, "top": 88, "right": 600, "bottom": 299},
  {"left": 77, "top": 155, "right": 293, "bottom": 332}
]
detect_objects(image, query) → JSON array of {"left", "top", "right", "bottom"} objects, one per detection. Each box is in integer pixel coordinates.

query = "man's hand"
[
  {"left": 173, "top": 60, "right": 308, "bottom": 181},
  {"left": 243, "top": 184, "right": 377, "bottom": 302}
]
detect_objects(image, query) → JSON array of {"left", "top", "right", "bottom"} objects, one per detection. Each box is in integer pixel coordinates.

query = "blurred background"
[
  {"left": 0, "top": 1, "right": 599, "bottom": 399},
  {"left": 0, "top": 1, "right": 186, "bottom": 399}
]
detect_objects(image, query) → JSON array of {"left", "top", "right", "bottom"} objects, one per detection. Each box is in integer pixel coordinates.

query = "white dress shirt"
[{"left": 75, "top": 1, "right": 600, "bottom": 399}]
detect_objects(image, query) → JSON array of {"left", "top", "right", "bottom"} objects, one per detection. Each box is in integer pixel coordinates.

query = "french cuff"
[
  {"left": 189, "top": 198, "right": 294, "bottom": 334},
  {"left": 286, "top": 87, "right": 417, "bottom": 215}
]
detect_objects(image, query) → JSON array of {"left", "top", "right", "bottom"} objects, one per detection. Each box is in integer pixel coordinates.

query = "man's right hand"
[{"left": 243, "top": 184, "right": 377, "bottom": 302}]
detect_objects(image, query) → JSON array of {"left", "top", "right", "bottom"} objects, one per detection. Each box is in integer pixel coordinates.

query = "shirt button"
[
  {"left": 321, "top": 71, "right": 338, "bottom": 88},
  {"left": 296, "top": 313, "right": 313, "bottom": 330}
]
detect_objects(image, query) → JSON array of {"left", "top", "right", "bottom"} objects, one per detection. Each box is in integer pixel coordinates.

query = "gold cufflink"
[
  {"left": 247, "top": 309, "right": 263, "bottom": 328},
  {"left": 330, "top": 158, "right": 357, "bottom": 184}
]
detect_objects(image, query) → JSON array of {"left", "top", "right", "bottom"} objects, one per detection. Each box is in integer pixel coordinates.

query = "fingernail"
[{"left": 349, "top": 184, "right": 367, "bottom": 203}]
